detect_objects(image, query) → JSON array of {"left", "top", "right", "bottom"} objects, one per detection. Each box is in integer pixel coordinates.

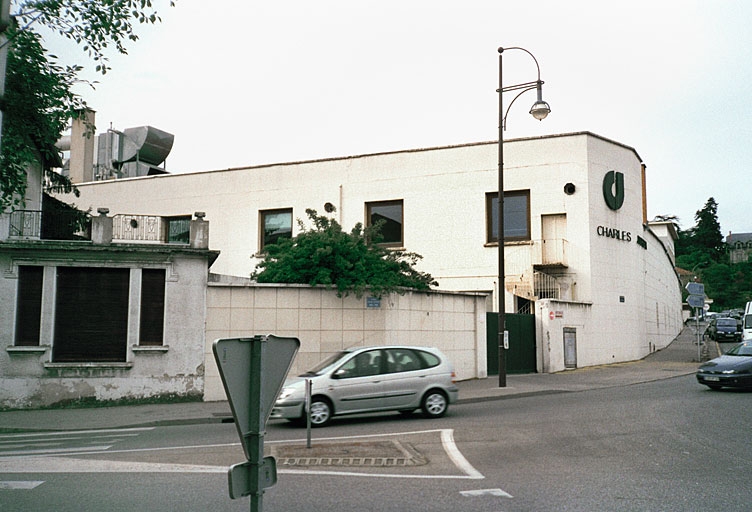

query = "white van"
[{"left": 743, "top": 302, "right": 752, "bottom": 341}]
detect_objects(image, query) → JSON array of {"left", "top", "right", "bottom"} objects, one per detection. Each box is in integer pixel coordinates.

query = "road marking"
[
  {"left": 460, "top": 488, "right": 513, "bottom": 498},
  {"left": 0, "top": 428, "right": 484, "bottom": 480},
  {"left": 0, "top": 427, "right": 154, "bottom": 439},
  {"left": 271, "top": 428, "right": 485, "bottom": 480},
  {"left": 0, "top": 457, "right": 227, "bottom": 474},
  {"left": 0, "top": 445, "right": 113, "bottom": 457},
  {"left": 0, "top": 481, "right": 45, "bottom": 490},
  {"left": 440, "top": 429, "right": 484, "bottom": 479}
]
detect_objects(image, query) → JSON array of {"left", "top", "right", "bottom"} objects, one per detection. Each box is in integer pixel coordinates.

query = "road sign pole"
[
  {"left": 696, "top": 307, "right": 701, "bottom": 362},
  {"left": 247, "top": 339, "right": 264, "bottom": 512},
  {"left": 305, "top": 378, "right": 312, "bottom": 449},
  {"left": 213, "top": 335, "right": 300, "bottom": 511}
]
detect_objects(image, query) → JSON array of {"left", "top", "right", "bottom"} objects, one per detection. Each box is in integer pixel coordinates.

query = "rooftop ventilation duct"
[{"left": 117, "top": 126, "right": 174, "bottom": 166}]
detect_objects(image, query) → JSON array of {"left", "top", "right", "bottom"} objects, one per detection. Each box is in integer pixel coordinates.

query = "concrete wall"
[
  {"left": 0, "top": 245, "right": 212, "bottom": 409},
  {"left": 204, "top": 279, "right": 488, "bottom": 401}
]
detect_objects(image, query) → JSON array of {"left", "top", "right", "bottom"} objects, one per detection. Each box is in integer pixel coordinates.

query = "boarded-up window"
[
  {"left": 15, "top": 266, "right": 43, "bottom": 346},
  {"left": 53, "top": 267, "right": 130, "bottom": 362},
  {"left": 140, "top": 269, "right": 166, "bottom": 346}
]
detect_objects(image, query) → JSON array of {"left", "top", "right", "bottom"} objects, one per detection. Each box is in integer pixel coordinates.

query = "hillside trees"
[
  {"left": 252, "top": 208, "right": 438, "bottom": 298},
  {"left": 674, "top": 197, "right": 752, "bottom": 309},
  {"left": 0, "top": 0, "right": 175, "bottom": 210}
]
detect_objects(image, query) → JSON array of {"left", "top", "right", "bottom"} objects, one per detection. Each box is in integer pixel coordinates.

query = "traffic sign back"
[{"left": 213, "top": 335, "right": 299, "bottom": 453}]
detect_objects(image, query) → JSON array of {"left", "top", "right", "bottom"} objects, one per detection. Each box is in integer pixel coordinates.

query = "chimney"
[{"left": 68, "top": 109, "right": 96, "bottom": 183}]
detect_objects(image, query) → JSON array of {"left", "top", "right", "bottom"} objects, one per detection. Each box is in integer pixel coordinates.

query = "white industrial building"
[{"left": 57, "top": 130, "right": 684, "bottom": 377}]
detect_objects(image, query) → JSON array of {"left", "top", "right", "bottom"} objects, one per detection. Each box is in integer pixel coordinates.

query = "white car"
[{"left": 271, "top": 345, "right": 459, "bottom": 427}]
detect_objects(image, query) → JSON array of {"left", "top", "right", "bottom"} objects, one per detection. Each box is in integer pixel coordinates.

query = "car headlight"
[{"left": 277, "top": 387, "right": 296, "bottom": 401}]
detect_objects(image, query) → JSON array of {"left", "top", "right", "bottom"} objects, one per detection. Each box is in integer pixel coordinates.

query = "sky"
[{"left": 42, "top": 0, "right": 752, "bottom": 235}]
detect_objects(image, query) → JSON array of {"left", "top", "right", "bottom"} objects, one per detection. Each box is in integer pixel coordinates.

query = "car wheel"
[
  {"left": 308, "top": 398, "right": 333, "bottom": 427},
  {"left": 421, "top": 390, "right": 448, "bottom": 418}
]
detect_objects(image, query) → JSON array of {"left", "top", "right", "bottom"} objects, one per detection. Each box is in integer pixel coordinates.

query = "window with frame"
[
  {"left": 166, "top": 215, "right": 191, "bottom": 244},
  {"left": 53, "top": 267, "right": 130, "bottom": 363},
  {"left": 15, "top": 266, "right": 44, "bottom": 347},
  {"left": 366, "top": 200, "right": 403, "bottom": 247},
  {"left": 260, "top": 208, "right": 293, "bottom": 251},
  {"left": 139, "top": 269, "right": 166, "bottom": 346},
  {"left": 486, "top": 190, "right": 531, "bottom": 243}
]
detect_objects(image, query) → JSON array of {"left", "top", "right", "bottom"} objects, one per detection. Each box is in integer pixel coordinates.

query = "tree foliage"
[
  {"left": 1, "top": 0, "right": 175, "bottom": 210},
  {"left": 252, "top": 208, "right": 438, "bottom": 298},
  {"left": 674, "top": 196, "right": 752, "bottom": 310}
]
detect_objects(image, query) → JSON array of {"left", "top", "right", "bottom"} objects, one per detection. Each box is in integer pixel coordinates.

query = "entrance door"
[
  {"left": 563, "top": 327, "right": 577, "bottom": 369},
  {"left": 541, "top": 214, "right": 566, "bottom": 265}
]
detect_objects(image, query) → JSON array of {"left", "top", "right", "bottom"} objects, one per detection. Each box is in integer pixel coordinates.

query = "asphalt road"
[{"left": 2, "top": 373, "right": 750, "bottom": 511}]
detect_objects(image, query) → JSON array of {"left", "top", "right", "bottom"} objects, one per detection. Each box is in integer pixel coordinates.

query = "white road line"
[
  {"left": 0, "top": 457, "right": 226, "bottom": 474},
  {"left": 440, "top": 429, "right": 484, "bottom": 479},
  {"left": 0, "top": 445, "right": 113, "bottom": 457},
  {"left": 460, "top": 488, "right": 513, "bottom": 498},
  {"left": 0, "top": 427, "right": 154, "bottom": 439},
  {"left": 0, "top": 442, "right": 242, "bottom": 460},
  {"left": 0, "top": 481, "right": 45, "bottom": 490},
  {"left": 0, "top": 433, "right": 142, "bottom": 445}
]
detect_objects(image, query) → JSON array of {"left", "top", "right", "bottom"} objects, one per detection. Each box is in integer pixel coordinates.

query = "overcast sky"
[{"left": 47, "top": 0, "right": 752, "bottom": 234}]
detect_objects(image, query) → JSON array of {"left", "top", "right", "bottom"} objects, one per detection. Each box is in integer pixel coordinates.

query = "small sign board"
[
  {"left": 687, "top": 294, "right": 705, "bottom": 309},
  {"left": 685, "top": 282, "right": 704, "bottom": 296},
  {"left": 228, "top": 457, "right": 278, "bottom": 499}
]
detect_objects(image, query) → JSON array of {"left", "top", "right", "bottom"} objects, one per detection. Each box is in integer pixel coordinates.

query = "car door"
[
  {"left": 379, "top": 348, "right": 427, "bottom": 410},
  {"left": 326, "top": 349, "right": 385, "bottom": 414}
]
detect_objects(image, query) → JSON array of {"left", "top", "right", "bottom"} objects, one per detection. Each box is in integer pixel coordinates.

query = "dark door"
[{"left": 487, "top": 312, "right": 537, "bottom": 374}]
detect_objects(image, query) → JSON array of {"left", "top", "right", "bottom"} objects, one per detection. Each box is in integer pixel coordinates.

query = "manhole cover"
[{"left": 269, "top": 440, "right": 427, "bottom": 467}]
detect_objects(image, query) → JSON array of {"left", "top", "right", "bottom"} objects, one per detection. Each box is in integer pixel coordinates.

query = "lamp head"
[{"left": 529, "top": 100, "right": 551, "bottom": 121}]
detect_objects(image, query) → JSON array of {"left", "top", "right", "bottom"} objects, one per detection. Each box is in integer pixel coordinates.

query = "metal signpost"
[
  {"left": 213, "top": 335, "right": 300, "bottom": 512},
  {"left": 686, "top": 282, "right": 706, "bottom": 361}
]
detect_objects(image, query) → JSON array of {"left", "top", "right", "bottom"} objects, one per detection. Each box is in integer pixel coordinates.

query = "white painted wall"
[{"left": 58, "top": 132, "right": 683, "bottom": 372}]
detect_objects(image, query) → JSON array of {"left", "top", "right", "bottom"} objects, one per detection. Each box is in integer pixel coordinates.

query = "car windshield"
[
  {"left": 717, "top": 319, "right": 736, "bottom": 327},
  {"left": 726, "top": 343, "right": 752, "bottom": 356},
  {"left": 299, "top": 350, "right": 351, "bottom": 376}
]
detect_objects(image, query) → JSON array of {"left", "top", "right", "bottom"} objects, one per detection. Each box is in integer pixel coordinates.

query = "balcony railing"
[
  {"left": 8, "top": 210, "right": 42, "bottom": 239},
  {"left": 2, "top": 210, "right": 190, "bottom": 244},
  {"left": 5, "top": 209, "right": 90, "bottom": 240},
  {"left": 112, "top": 214, "right": 190, "bottom": 244},
  {"left": 532, "top": 238, "right": 568, "bottom": 267}
]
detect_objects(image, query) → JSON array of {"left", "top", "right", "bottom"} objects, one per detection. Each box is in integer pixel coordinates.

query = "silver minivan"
[{"left": 270, "top": 345, "right": 459, "bottom": 427}]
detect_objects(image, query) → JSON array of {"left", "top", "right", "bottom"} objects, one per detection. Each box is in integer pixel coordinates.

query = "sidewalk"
[{"left": 0, "top": 326, "right": 708, "bottom": 433}]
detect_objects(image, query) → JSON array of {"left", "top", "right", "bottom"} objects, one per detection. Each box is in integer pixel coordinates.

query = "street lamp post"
[{"left": 497, "top": 46, "right": 551, "bottom": 387}]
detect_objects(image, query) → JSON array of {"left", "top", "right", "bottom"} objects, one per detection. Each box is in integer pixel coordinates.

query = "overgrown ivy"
[{"left": 252, "top": 208, "right": 438, "bottom": 298}]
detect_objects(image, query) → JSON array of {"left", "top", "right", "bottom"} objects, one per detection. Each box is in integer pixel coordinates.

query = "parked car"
[
  {"left": 696, "top": 341, "right": 752, "bottom": 390},
  {"left": 270, "top": 345, "right": 459, "bottom": 427},
  {"left": 704, "top": 317, "right": 741, "bottom": 342}
]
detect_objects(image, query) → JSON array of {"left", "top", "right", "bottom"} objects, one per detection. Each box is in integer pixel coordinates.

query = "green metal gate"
[{"left": 487, "top": 312, "right": 537, "bottom": 374}]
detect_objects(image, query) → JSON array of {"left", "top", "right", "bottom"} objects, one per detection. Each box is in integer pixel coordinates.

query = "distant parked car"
[
  {"left": 705, "top": 317, "right": 741, "bottom": 342},
  {"left": 270, "top": 345, "right": 458, "bottom": 427},
  {"left": 696, "top": 341, "right": 752, "bottom": 390}
]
